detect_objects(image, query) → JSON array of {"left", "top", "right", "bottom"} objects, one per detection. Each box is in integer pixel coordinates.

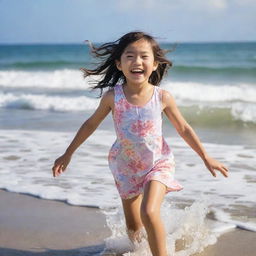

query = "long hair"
[{"left": 81, "top": 31, "right": 174, "bottom": 96}]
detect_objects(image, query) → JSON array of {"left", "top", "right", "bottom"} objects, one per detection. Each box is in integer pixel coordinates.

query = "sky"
[{"left": 0, "top": 0, "right": 256, "bottom": 44}]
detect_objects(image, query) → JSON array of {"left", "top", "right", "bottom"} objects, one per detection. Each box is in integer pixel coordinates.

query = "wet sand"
[
  {"left": 0, "top": 189, "right": 255, "bottom": 256},
  {"left": 195, "top": 229, "right": 256, "bottom": 256},
  {"left": 0, "top": 189, "right": 111, "bottom": 255}
]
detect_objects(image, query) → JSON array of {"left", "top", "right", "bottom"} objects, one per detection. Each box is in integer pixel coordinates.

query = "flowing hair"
[{"left": 80, "top": 31, "right": 175, "bottom": 96}]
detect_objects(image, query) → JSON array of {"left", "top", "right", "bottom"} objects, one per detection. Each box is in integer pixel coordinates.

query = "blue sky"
[{"left": 0, "top": 0, "right": 256, "bottom": 44}]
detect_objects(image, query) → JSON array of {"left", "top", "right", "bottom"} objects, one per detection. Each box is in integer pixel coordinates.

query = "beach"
[
  {"left": 0, "top": 189, "right": 255, "bottom": 256},
  {"left": 0, "top": 42, "right": 255, "bottom": 255},
  {"left": 0, "top": 189, "right": 110, "bottom": 255}
]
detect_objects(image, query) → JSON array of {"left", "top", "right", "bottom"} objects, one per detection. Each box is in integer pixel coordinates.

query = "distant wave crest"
[
  {"left": 0, "top": 92, "right": 99, "bottom": 111},
  {"left": 0, "top": 91, "right": 255, "bottom": 124}
]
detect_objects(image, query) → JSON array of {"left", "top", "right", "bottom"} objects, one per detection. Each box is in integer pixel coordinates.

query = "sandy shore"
[
  {"left": 195, "top": 229, "right": 256, "bottom": 256},
  {"left": 0, "top": 189, "right": 255, "bottom": 256},
  {"left": 0, "top": 189, "right": 111, "bottom": 255}
]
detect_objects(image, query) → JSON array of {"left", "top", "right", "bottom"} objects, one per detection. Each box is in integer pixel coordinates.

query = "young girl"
[{"left": 52, "top": 31, "right": 229, "bottom": 256}]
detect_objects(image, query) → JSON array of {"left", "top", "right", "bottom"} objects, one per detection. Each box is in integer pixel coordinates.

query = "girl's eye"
[
  {"left": 142, "top": 56, "right": 149, "bottom": 58},
  {"left": 127, "top": 55, "right": 133, "bottom": 58}
]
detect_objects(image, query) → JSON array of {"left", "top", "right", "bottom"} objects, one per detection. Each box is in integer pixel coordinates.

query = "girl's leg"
[
  {"left": 141, "top": 180, "right": 167, "bottom": 256},
  {"left": 121, "top": 194, "right": 144, "bottom": 242}
]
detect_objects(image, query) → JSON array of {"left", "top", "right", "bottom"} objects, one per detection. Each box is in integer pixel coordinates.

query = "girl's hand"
[
  {"left": 52, "top": 153, "right": 71, "bottom": 177},
  {"left": 203, "top": 155, "right": 229, "bottom": 178}
]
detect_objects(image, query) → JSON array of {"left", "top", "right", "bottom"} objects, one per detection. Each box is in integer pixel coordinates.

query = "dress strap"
[
  {"left": 151, "top": 86, "right": 163, "bottom": 111},
  {"left": 114, "top": 84, "right": 123, "bottom": 102}
]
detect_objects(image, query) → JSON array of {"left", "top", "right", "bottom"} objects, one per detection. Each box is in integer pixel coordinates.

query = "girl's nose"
[{"left": 134, "top": 56, "right": 142, "bottom": 64}]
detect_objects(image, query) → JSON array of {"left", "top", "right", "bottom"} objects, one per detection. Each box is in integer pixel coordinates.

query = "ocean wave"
[
  {"left": 162, "top": 81, "right": 256, "bottom": 103},
  {"left": 0, "top": 91, "right": 256, "bottom": 124},
  {"left": 231, "top": 102, "right": 256, "bottom": 123},
  {"left": 0, "top": 69, "right": 90, "bottom": 89},
  {"left": 0, "top": 92, "right": 99, "bottom": 111},
  {"left": 173, "top": 65, "right": 256, "bottom": 74},
  {"left": 1, "top": 60, "right": 255, "bottom": 73},
  {"left": 1, "top": 70, "right": 256, "bottom": 103},
  {"left": 0, "top": 60, "right": 88, "bottom": 70}
]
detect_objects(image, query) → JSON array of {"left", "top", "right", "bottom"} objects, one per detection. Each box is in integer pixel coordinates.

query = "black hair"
[{"left": 80, "top": 31, "right": 174, "bottom": 96}]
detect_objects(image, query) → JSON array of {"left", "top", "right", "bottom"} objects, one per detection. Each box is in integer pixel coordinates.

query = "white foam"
[
  {"left": 0, "top": 69, "right": 91, "bottom": 89},
  {"left": 0, "top": 92, "right": 99, "bottom": 111},
  {"left": 1, "top": 70, "right": 256, "bottom": 104},
  {"left": 0, "top": 129, "right": 256, "bottom": 237},
  {"left": 1, "top": 129, "right": 256, "bottom": 209},
  {"left": 0, "top": 129, "right": 118, "bottom": 207},
  {"left": 102, "top": 201, "right": 218, "bottom": 256},
  {"left": 211, "top": 208, "right": 256, "bottom": 232},
  {"left": 209, "top": 221, "right": 236, "bottom": 234},
  {"left": 1, "top": 91, "right": 256, "bottom": 124},
  {"left": 102, "top": 204, "right": 256, "bottom": 255},
  {"left": 162, "top": 81, "right": 256, "bottom": 103},
  {"left": 231, "top": 102, "right": 256, "bottom": 123},
  {"left": 1, "top": 69, "right": 256, "bottom": 123},
  {"left": 1, "top": 128, "right": 256, "bottom": 255}
]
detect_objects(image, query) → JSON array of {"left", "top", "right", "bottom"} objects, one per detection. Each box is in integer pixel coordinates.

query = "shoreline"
[{"left": 0, "top": 189, "right": 255, "bottom": 256}]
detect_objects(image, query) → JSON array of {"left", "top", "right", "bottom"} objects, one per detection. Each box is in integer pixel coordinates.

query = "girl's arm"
[
  {"left": 162, "top": 90, "right": 229, "bottom": 178},
  {"left": 52, "top": 90, "right": 113, "bottom": 177}
]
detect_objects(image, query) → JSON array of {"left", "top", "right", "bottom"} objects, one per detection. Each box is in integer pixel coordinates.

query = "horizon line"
[{"left": 0, "top": 40, "right": 256, "bottom": 46}]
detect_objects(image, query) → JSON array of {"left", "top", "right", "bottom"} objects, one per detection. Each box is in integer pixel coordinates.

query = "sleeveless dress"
[{"left": 108, "top": 84, "right": 183, "bottom": 199}]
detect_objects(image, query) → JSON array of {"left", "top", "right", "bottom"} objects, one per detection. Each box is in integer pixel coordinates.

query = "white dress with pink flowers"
[{"left": 108, "top": 84, "right": 183, "bottom": 199}]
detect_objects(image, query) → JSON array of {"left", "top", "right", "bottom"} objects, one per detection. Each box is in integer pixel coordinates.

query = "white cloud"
[
  {"left": 117, "top": 0, "right": 229, "bottom": 11},
  {"left": 116, "top": 0, "right": 256, "bottom": 12},
  {"left": 208, "top": 0, "right": 227, "bottom": 9}
]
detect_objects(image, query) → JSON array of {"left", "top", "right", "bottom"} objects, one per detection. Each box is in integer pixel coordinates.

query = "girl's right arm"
[{"left": 52, "top": 90, "right": 114, "bottom": 177}]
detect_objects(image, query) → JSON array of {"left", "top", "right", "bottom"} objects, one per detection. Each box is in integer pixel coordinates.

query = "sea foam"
[
  {"left": 0, "top": 70, "right": 256, "bottom": 104},
  {"left": 1, "top": 128, "right": 256, "bottom": 255},
  {"left": 102, "top": 201, "right": 218, "bottom": 256}
]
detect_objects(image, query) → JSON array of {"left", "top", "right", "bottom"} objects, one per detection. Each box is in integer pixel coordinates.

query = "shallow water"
[{"left": 1, "top": 128, "right": 255, "bottom": 224}]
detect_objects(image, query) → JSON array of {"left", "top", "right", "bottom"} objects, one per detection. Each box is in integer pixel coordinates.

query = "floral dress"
[{"left": 108, "top": 84, "right": 183, "bottom": 199}]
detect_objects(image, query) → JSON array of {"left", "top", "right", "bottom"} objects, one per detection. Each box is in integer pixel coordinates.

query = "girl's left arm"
[{"left": 162, "top": 90, "right": 229, "bottom": 178}]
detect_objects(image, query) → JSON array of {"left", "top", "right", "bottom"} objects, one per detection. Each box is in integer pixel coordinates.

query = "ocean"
[{"left": 0, "top": 42, "right": 256, "bottom": 255}]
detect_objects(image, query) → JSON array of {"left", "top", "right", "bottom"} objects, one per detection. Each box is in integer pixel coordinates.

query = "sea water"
[{"left": 0, "top": 42, "right": 256, "bottom": 255}]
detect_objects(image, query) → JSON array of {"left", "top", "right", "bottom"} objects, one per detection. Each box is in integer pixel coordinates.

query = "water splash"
[{"left": 101, "top": 201, "right": 217, "bottom": 256}]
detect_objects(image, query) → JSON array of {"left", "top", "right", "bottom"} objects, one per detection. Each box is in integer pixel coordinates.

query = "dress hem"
[{"left": 119, "top": 179, "right": 183, "bottom": 200}]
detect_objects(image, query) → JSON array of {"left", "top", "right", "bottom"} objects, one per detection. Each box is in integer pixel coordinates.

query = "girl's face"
[{"left": 116, "top": 39, "right": 158, "bottom": 86}]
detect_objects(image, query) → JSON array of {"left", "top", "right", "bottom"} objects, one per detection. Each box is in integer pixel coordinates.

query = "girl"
[{"left": 52, "top": 31, "right": 229, "bottom": 256}]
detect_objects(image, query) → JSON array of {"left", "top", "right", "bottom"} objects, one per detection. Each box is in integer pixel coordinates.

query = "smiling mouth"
[{"left": 130, "top": 69, "right": 144, "bottom": 74}]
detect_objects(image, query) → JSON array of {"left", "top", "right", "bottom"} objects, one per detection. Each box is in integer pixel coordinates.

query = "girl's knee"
[{"left": 140, "top": 204, "right": 160, "bottom": 223}]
